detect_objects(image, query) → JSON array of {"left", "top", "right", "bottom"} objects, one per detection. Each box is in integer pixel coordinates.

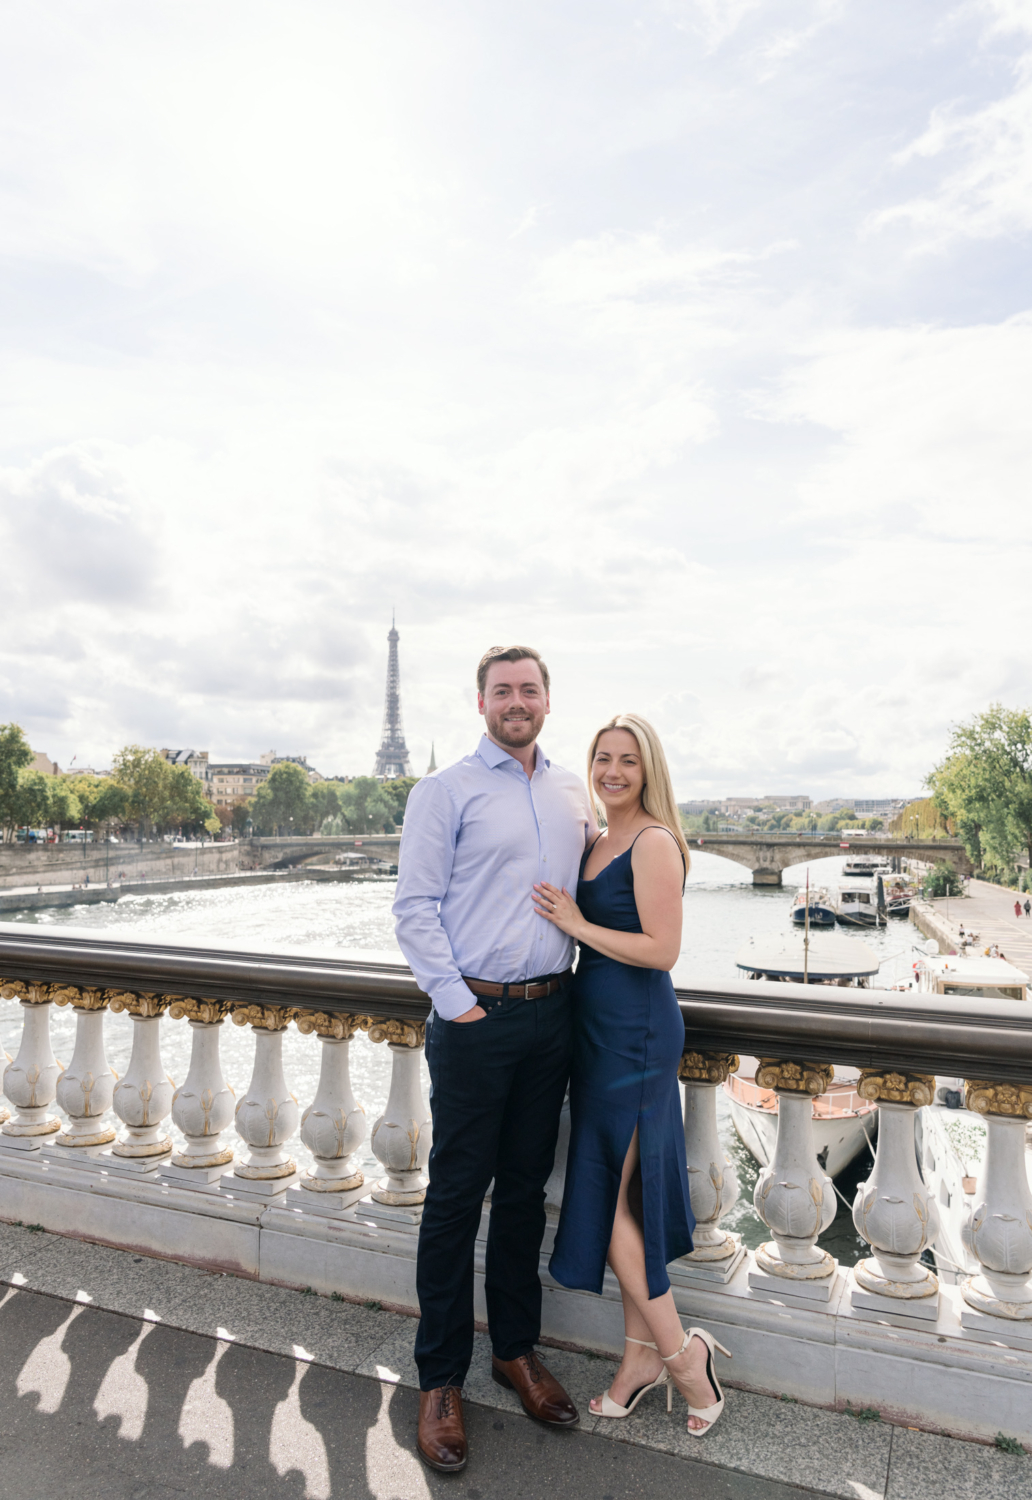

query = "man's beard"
[{"left": 487, "top": 710, "right": 544, "bottom": 748}]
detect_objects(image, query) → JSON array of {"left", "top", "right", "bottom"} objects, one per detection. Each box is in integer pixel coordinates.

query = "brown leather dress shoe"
[
  {"left": 417, "top": 1386, "right": 468, "bottom": 1473},
  {"left": 492, "top": 1352, "right": 579, "bottom": 1427}
]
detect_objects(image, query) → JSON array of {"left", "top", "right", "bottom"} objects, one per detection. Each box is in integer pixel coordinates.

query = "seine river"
[{"left": 0, "top": 851, "right": 917, "bottom": 1265}]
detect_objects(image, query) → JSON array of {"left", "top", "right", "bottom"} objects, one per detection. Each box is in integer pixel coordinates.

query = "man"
[{"left": 393, "top": 645, "right": 594, "bottom": 1474}]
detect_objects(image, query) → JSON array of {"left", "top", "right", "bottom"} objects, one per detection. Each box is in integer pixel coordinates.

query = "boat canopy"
[
  {"left": 917, "top": 954, "right": 1029, "bottom": 1000},
  {"left": 735, "top": 935, "right": 880, "bottom": 981}
]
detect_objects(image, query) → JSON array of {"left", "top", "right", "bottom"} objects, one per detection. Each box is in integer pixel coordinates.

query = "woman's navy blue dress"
[{"left": 549, "top": 829, "right": 695, "bottom": 1300}]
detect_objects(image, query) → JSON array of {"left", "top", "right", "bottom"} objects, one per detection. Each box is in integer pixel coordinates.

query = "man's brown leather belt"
[{"left": 462, "top": 968, "right": 573, "bottom": 1002}]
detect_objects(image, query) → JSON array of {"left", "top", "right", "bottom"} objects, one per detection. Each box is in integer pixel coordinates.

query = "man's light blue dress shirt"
[{"left": 393, "top": 735, "right": 595, "bottom": 1019}]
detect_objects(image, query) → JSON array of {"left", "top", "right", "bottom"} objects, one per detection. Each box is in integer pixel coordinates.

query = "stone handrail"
[{"left": 3, "top": 925, "right": 1029, "bottom": 1080}]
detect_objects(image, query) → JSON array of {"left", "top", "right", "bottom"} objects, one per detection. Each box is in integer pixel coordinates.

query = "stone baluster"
[
  {"left": 106, "top": 992, "right": 175, "bottom": 1167},
  {"left": 51, "top": 987, "right": 117, "bottom": 1149},
  {"left": 225, "top": 1005, "right": 299, "bottom": 1193},
  {"left": 959, "top": 1081, "right": 1032, "bottom": 1329},
  {"left": 0, "top": 982, "right": 62, "bottom": 1146},
  {"left": 368, "top": 1019, "right": 431, "bottom": 1207},
  {"left": 165, "top": 999, "right": 236, "bottom": 1182},
  {"left": 750, "top": 1059, "right": 838, "bottom": 1299},
  {"left": 677, "top": 1051, "right": 744, "bottom": 1281},
  {"left": 851, "top": 1071, "right": 940, "bottom": 1318},
  {"left": 295, "top": 1010, "right": 367, "bottom": 1201}
]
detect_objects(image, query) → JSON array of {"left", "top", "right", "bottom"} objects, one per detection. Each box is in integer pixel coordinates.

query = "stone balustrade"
[{"left": 2, "top": 924, "right": 1032, "bottom": 1442}]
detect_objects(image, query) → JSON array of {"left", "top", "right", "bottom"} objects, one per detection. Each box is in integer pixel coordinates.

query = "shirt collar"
[{"left": 476, "top": 734, "right": 549, "bottom": 773}]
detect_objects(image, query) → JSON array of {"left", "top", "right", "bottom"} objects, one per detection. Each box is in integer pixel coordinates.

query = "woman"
[{"left": 533, "top": 714, "right": 731, "bottom": 1436}]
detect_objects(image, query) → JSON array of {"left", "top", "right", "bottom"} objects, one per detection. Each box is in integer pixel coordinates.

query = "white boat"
[
  {"left": 911, "top": 952, "right": 1029, "bottom": 1284},
  {"left": 831, "top": 880, "right": 886, "bottom": 926},
  {"left": 842, "top": 854, "right": 892, "bottom": 879},
  {"left": 789, "top": 885, "right": 835, "bottom": 927},
  {"left": 724, "top": 937, "right": 881, "bottom": 1178}
]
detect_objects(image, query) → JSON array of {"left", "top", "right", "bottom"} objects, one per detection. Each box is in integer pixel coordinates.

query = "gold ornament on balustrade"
[
  {"left": 678, "top": 1050, "right": 740, "bottom": 1084},
  {"left": 0, "top": 978, "right": 52, "bottom": 1005},
  {"left": 965, "top": 1080, "right": 1032, "bottom": 1119},
  {"left": 365, "top": 1017, "right": 426, "bottom": 1047},
  {"left": 857, "top": 1070, "right": 936, "bottom": 1106},
  {"left": 167, "top": 997, "right": 234, "bottom": 1025},
  {"left": 106, "top": 991, "right": 173, "bottom": 1018},
  {"left": 48, "top": 985, "right": 109, "bottom": 1011},
  {"left": 230, "top": 1003, "right": 298, "bottom": 1032},
  {"left": 755, "top": 1059, "right": 834, "bottom": 1095},
  {"left": 294, "top": 1010, "right": 365, "bottom": 1041}
]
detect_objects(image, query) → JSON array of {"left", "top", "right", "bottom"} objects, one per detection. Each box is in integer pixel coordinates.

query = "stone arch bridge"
[
  {"left": 689, "top": 834, "right": 972, "bottom": 886},
  {"left": 246, "top": 832, "right": 971, "bottom": 889}
]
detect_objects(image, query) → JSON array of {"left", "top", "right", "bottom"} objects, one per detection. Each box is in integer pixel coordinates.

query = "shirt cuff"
[{"left": 431, "top": 975, "right": 481, "bottom": 1021}]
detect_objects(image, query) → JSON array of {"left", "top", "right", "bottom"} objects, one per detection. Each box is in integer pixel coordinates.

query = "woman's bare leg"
[{"left": 589, "top": 1128, "right": 718, "bottom": 1429}]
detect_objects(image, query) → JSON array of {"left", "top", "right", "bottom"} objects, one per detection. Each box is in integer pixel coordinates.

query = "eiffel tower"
[{"left": 372, "top": 614, "right": 413, "bottom": 779}]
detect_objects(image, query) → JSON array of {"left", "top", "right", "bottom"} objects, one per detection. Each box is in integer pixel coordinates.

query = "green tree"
[
  {"left": 0, "top": 722, "right": 34, "bottom": 841},
  {"left": 11, "top": 770, "right": 53, "bottom": 834},
  {"left": 113, "top": 745, "right": 177, "bottom": 835},
  {"left": 310, "top": 781, "right": 342, "bottom": 829},
  {"left": 66, "top": 774, "right": 129, "bottom": 833},
  {"left": 924, "top": 860, "right": 963, "bottom": 898},
  {"left": 112, "top": 746, "right": 217, "bottom": 836},
  {"left": 379, "top": 776, "right": 418, "bottom": 829},
  {"left": 339, "top": 776, "right": 395, "bottom": 835},
  {"left": 928, "top": 705, "right": 1032, "bottom": 871},
  {"left": 251, "top": 761, "right": 312, "bottom": 835},
  {"left": 166, "top": 765, "right": 219, "bottom": 834},
  {"left": 231, "top": 799, "right": 253, "bottom": 836},
  {"left": 45, "top": 778, "right": 82, "bottom": 834}
]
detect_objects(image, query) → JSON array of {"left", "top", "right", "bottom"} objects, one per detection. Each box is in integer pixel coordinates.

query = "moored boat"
[
  {"left": 831, "top": 880, "right": 886, "bottom": 926},
  {"left": 842, "top": 854, "right": 892, "bottom": 879},
  {"left": 724, "top": 937, "right": 880, "bottom": 1178},
  {"left": 790, "top": 884, "right": 835, "bottom": 927}
]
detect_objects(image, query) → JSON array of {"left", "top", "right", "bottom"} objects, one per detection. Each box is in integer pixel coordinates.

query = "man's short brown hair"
[{"left": 476, "top": 645, "right": 550, "bottom": 696}]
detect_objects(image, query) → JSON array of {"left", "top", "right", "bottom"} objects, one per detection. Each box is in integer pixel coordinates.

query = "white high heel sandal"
[
  {"left": 593, "top": 1336, "right": 672, "bottom": 1419},
  {"left": 661, "top": 1327, "right": 732, "bottom": 1437}
]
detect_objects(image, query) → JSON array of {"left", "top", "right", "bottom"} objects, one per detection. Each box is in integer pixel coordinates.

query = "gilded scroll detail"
[
  {"left": 965, "top": 1081, "right": 1032, "bottom": 1119},
  {"left": 755, "top": 1059, "right": 834, "bottom": 1095},
  {"left": 857, "top": 1070, "right": 936, "bottom": 1106},
  {"left": 678, "top": 1050, "right": 740, "bottom": 1084}
]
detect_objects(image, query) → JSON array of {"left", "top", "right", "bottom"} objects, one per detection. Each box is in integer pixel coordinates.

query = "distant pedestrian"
[
  {"left": 1025, "top": 898, "right": 1031, "bottom": 917},
  {"left": 1015, "top": 899, "right": 1022, "bottom": 919}
]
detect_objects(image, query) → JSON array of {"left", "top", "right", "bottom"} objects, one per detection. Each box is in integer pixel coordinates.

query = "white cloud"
[{"left": 0, "top": 0, "right": 1030, "bottom": 798}]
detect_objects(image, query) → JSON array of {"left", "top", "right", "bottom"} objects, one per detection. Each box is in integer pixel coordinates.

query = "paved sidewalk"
[
  {"left": 2, "top": 1222, "right": 1030, "bottom": 1499},
  {"left": 936, "top": 879, "right": 1032, "bottom": 973}
]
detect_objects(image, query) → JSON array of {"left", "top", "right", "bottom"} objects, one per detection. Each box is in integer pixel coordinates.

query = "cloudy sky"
[{"left": 1, "top": 0, "right": 1030, "bottom": 798}]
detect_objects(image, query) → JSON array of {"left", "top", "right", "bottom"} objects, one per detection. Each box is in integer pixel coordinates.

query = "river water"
[{"left": 0, "top": 851, "right": 917, "bottom": 1266}]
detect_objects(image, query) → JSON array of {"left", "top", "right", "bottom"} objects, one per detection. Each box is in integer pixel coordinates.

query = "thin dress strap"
[{"left": 628, "top": 825, "right": 687, "bottom": 894}]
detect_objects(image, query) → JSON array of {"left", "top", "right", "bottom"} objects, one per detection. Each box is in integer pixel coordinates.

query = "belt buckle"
[{"left": 525, "top": 982, "right": 532, "bottom": 1000}]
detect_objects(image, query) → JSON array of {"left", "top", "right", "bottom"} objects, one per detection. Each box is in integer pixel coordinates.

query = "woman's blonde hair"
[{"left": 587, "top": 713, "right": 691, "bottom": 869}]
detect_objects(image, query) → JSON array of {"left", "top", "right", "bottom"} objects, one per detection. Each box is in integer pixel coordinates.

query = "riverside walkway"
[
  {"left": 916, "top": 878, "right": 1032, "bottom": 973},
  {"left": 2, "top": 1223, "right": 1028, "bottom": 1500}
]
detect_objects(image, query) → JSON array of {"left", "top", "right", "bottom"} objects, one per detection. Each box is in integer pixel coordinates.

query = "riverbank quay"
[
  {"left": 0, "top": 834, "right": 402, "bottom": 895},
  {"left": 3, "top": 1224, "right": 1029, "bottom": 1500},
  {"left": 1, "top": 926, "right": 1031, "bottom": 1449},
  {"left": 0, "top": 839, "right": 243, "bottom": 893},
  {"left": 0, "top": 867, "right": 369, "bottom": 916},
  {"left": 911, "top": 881, "right": 1032, "bottom": 971}
]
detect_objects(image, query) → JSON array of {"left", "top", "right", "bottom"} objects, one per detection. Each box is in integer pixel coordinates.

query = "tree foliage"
[
  {"left": 113, "top": 746, "right": 217, "bottom": 835},
  {"left": 928, "top": 704, "right": 1032, "bottom": 871},
  {"left": 251, "top": 761, "right": 313, "bottom": 835},
  {"left": 0, "top": 723, "right": 34, "bottom": 841},
  {"left": 339, "top": 776, "right": 395, "bottom": 835}
]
